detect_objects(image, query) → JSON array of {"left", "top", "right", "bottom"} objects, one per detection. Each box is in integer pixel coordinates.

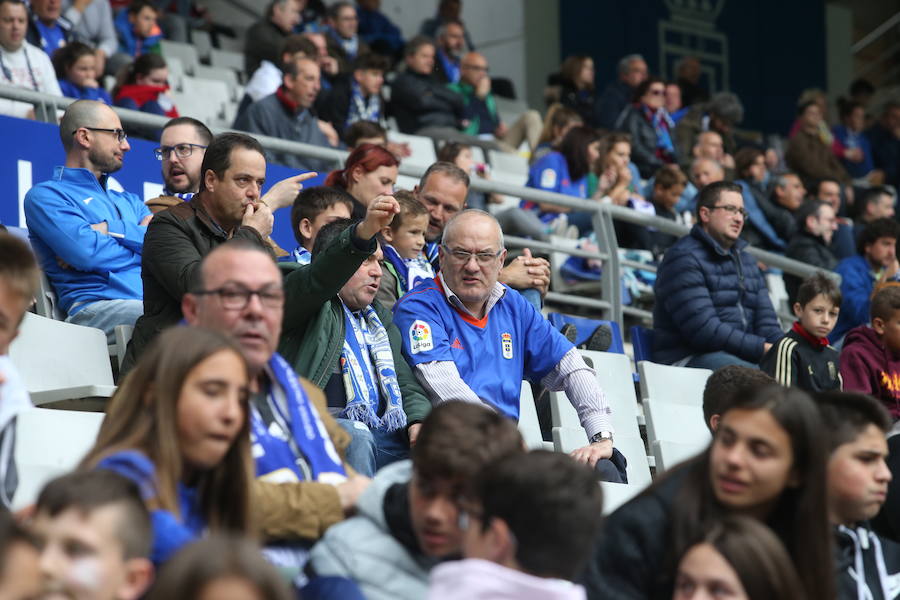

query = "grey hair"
[
  {"left": 59, "top": 99, "right": 107, "bottom": 152},
  {"left": 708, "top": 92, "right": 744, "bottom": 125},
  {"left": 443, "top": 209, "right": 504, "bottom": 250},
  {"left": 617, "top": 53, "right": 645, "bottom": 76},
  {"left": 418, "top": 161, "right": 470, "bottom": 190},
  {"left": 691, "top": 157, "right": 724, "bottom": 176},
  {"left": 771, "top": 172, "right": 800, "bottom": 189}
]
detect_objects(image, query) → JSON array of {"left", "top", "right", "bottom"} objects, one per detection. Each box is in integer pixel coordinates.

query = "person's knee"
[{"left": 594, "top": 458, "right": 624, "bottom": 483}]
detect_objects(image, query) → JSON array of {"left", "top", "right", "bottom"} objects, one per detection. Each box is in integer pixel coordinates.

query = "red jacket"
[{"left": 840, "top": 325, "right": 900, "bottom": 419}]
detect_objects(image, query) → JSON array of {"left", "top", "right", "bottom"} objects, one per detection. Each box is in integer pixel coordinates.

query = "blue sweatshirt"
[{"left": 24, "top": 167, "right": 150, "bottom": 315}]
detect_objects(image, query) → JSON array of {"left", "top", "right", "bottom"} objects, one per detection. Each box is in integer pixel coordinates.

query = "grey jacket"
[
  {"left": 309, "top": 460, "right": 433, "bottom": 600},
  {"left": 233, "top": 93, "right": 333, "bottom": 173}
]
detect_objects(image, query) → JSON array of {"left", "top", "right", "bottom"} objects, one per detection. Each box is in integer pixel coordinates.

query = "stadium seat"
[
  {"left": 643, "top": 399, "right": 710, "bottom": 471},
  {"left": 164, "top": 55, "right": 185, "bottom": 93},
  {"left": 386, "top": 132, "right": 436, "bottom": 171},
  {"left": 161, "top": 40, "right": 199, "bottom": 76},
  {"left": 601, "top": 481, "right": 644, "bottom": 515},
  {"left": 652, "top": 439, "right": 705, "bottom": 471},
  {"left": 11, "top": 408, "right": 104, "bottom": 510},
  {"left": 191, "top": 29, "right": 213, "bottom": 62},
  {"left": 395, "top": 175, "right": 419, "bottom": 191},
  {"left": 9, "top": 313, "right": 115, "bottom": 407},
  {"left": 518, "top": 381, "right": 552, "bottom": 451},
  {"left": 551, "top": 427, "right": 651, "bottom": 490},
  {"left": 548, "top": 313, "right": 624, "bottom": 353},
  {"left": 487, "top": 149, "right": 529, "bottom": 180},
  {"left": 33, "top": 271, "right": 64, "bottom": 321},
  {"left": 637, "top": 361, "right": 712, "bottom": 406},
  {"left": 630, "top": 325, "right": 654, "bottom": 363},
  {"left": 210, "top": 48, "right": 245, "bottom": 76},
  {"left": 193, "top": 65, "right": 241, "bottom": 101},
  {"left": 546, "top": 236, "right": 603, "bottom": 296},
  {"left": 468, "top": 145, "right": 485, "bottom": 165}
]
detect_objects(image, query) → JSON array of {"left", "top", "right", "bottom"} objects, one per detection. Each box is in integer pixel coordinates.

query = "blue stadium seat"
[
  {"left": 630, "top": 325, "right": 654, "bottom": 363},
  {"left": 547, "top": 313, "right": 624, "bottom": 354}
]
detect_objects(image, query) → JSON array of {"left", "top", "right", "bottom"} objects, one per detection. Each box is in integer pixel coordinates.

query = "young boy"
[
  {"left": 0, "top": 509, "right": 40, "bottom": 600},
  {"left": 0, "top": 233, "right": 39, "bottom": 508},
  {"left": 377, "top": 190, "right": 433, "bottom": 309},
  {"left": 760, "top": 272, "right": 842, "bottom": 392},
  {"left": 30, "top": 470, "right": 154, "bottom": 600},
  {"left": 701, "top": 365, "right": 775, "bottom": 433},
  {"left": 429, "top": 450, "right": 603, "bottom": 600},
  {"left": 817, "top": 391, "right": 900, "bottom": 600},
  {"left": 286, "top": 186, "right": 355, "bottom": 264},
  {"left": 115, "top": 0, "right": 162, "bottom": 58},
  {"left": 841, "top": 283, "right": 900, "bottom": 420}
]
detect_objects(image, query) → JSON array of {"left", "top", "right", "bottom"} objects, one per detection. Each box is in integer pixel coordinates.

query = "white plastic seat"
[
  {"left": 210, "top": 48, "right": 245, "bottom": 75},
  {"left": 193, "top": 65, "right": 241, "bottom": 101},
  {"left": 552, "top": 427, "right": 651, "bottom": 490},
  {"left": 637, "top": 361, "right": 712, "bottom": 406},
  {"left": 165, "top": 55, "right": 185, "bottom": 92},
  {"left": 652, "top": 440, "right": 705, "bottom": 471},
  {"left": 395, "top": 175, "right": 419, "bottom": 191},
  {"left": 161, "top": 39, "right": 199, "bottom": 75},
  {"left": 518, "top": 381, "right": 552, "bottom": 451},
  {"left": 601, "top": 481, "right": 644, "bottom": 515},
  {"left": 386, "top": 132, "right": 436, "bottom": 171},
  {"left": 11, "top": 408, "right": 104, "bottom": 509},
  {"left": 191, "top": 29, "right": 213, "bottom": 62},
  {"left": 488, "top": 149, "right": 529, "bottom": 180},
  {"left": 9, "top": 313, "right": 115, "bottom": 406}
]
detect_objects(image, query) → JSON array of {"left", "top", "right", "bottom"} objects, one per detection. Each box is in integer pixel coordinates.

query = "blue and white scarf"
[
  {"left": 340, "top": 302, "right": 406, "bottom": 432},
  {"left": 382, "top": 243, "right": 434, "bottom": 294},
  {"left": 251, "top": 353, "right": 346, "bottom": 482},
  {"left": 347, "top": 81, "right": 382, "bottom": 128},
  {"left": 279, "top": 245, "right": 311, "bottom": 264},
  {"left": 327, "top": 27, "right": 359, "bottom": 61}
]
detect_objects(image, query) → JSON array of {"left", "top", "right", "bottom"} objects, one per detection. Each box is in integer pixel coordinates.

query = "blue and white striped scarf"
[{"left": 340, "top": 302, "right": 406, "bottom": 432}]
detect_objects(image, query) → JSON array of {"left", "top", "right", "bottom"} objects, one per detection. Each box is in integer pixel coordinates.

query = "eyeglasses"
[
  {"left": 154, "top": 143, "right": 207, "bottom": 161},
  {"left": 193, "top": 284, "right": 285, "bottom": 310},
  {"left": 710, "top": 205, "right": 749, "bottom": 219},
  {"left": 75, "top": 127, "right": 127, "bottom": 142},
  {"left": 463, "top": 64, "right": 489, "bottom": 72},
  {"left": 442, "top": 245, "right": 503, "bottom": 265}
]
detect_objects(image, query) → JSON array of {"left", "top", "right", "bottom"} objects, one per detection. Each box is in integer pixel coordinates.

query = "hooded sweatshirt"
[
  {"left": 429, "top": 559, "right": 587, "bottom": 600},
  {"left": 840, "top": 326, "right": 900, "bottom": 419},
  {"left": 834, "top": 524, "right": 900, "bottom": 600}
]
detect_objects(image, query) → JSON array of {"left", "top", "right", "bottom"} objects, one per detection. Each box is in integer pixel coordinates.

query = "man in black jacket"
[
  {"left": 784, "top": 199, "right": 838, "bottom": 303},
  {"left": 389, "top": 35, "right": 464, "bottom": 135},
  {"left": 316, "top": 53, "right": 389, "bottom": 137}
]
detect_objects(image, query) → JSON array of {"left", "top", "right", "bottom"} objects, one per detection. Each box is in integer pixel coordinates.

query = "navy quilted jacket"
[{"left": 652, "top": 225, "right": 783, "bottom": 364}]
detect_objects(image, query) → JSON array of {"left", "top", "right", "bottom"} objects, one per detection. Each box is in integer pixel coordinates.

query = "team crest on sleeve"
[
  {"left": 501, "top": 332, "right": 513, "bottom": 359},
  {"left": 540, "top": 168, "right": 557, "bottom": 189},
  {"left": 409, "top": 320, "right": 434, "bottom": 354}
]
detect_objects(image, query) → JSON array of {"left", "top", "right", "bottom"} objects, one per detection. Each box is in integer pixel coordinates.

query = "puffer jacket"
[{"left": 652, "top": 224, "right": 783, "bottom": 364}]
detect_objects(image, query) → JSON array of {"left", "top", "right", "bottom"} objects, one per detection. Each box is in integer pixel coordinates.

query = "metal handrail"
[
  {"left": 0, "top": 84, "right": 832, "bottom": 329},
  {"left": 852, "top": 11, "right": 900, "bottom": 54}
]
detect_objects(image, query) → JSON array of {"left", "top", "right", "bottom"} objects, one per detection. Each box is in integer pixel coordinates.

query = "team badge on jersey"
[
  {"left": 501, "top": 332, "right": 513, "bottom": 359},
  {"left": 540, "top": 168, "right": 557, "bottom": 189},
  {"left": 409, "top": 320, "right": 434, "bottom": 354}
]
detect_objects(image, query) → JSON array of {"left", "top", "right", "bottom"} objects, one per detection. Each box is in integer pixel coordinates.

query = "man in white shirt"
[{"left": 0, "top": 0, "right": 62, "bottom": 119}]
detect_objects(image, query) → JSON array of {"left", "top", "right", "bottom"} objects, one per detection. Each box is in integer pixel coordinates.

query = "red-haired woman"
[{"left": 324, "top": 143, "right": 400, "bottom": 218}]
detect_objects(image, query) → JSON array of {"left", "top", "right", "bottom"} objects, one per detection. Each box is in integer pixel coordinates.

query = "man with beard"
[
  {"left": 432, "top": 20, "right": 465, "bottom": 84},
  {"left": 24, "top": 100, "right": 151, "bottom": 341}
]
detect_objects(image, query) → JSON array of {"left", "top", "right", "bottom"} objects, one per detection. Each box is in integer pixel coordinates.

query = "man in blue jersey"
[
  {"left": 393, "top": 209, "right": 620, "bottom": 478},
  {"left": 24, "top": 99, "right": 150, "bottom": 343}
]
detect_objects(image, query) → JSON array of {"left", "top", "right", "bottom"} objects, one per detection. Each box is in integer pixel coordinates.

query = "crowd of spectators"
[{"left": 6, "top": 1, "right": 900, "bottom": 599}]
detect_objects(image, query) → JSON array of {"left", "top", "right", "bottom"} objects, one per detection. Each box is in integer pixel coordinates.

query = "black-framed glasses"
[
  {"left": 441, "top": 245, "right": 503, "bottom": 265},
  {"left": 74, "top": 127, "right": 127, "bottom": 142},
  {"left": 710, "top": 205, "right": 749, "bottom": 219},
  {"left": 193, "top": 284, "right": 285, "bottom": 310},
  {"left": 154, "top": 143, "right": 207, "bottom": 161}
]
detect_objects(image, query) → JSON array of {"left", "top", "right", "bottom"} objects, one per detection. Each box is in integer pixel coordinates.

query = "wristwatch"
[{"left": 590, "top": 431, "right": 613, "bottom": 444}]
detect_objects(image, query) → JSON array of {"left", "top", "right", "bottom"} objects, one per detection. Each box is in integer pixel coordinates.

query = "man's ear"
[
  {"left": 873, "top": 316, "right": 887, "bottom": 335},
  {"left": 488, "top": 518, "right": 517, "bottom": 566},
  {"left": 697, "top": 206, "right": 710, "bottom": 225},
  {"left": 119, "top": 558, "right": 154, "bottom": 600},
  {"left": 709, "top": 413, "right": 720, "bottom": 432},
  {"left": 298, "top": 218, "right": 314, "bottom": 243},
  {"left": 181, "top": 293, "right": 200, "bottom": 325},
  {"left": 203, "top": 168, "right": 217, "bottom": 194},
  {"left": 381, "top": 225, "right": 394, "bottom": 243}
]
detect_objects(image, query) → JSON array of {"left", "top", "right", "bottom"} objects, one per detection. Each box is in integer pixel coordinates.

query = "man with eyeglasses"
[
  {"left": 448, "top": 51, "right": 542, "bottom": 155},
  {"left": 393, "top": 209, "right": 623, "bottom": 481},
  {"left": 24, "top": 99, "right": 150, "bottom": 342},
  {"left": 653, "top": 180, "right": 783, "bottom": 369}
]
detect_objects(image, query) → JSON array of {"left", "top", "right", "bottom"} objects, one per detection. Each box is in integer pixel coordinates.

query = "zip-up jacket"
[
  {"left": 760, "top": 323, "right": 842, "bottom": 393},
  {"left": 834, "top": 523, "right": 900, "bottom": 600},
  {"left": 652, "top": 224, "right": 783, "bottom": 364},
  {"left": 24, "top": 166, "right": 150, "bottom": 315}
]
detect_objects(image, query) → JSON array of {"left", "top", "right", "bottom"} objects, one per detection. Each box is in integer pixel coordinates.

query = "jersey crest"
[
  {"left": 409, "top": 320, "right": 434, "bottom": 354},
  {"left": 501, "top": 332, "right": 513, "bottom": 359}
]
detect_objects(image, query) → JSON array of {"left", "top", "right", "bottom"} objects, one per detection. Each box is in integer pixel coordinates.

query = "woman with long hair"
[
  {"left": 587, "top": 385, "right": 834, "bottom": 600},
  {"left": 525, "top": 124, "right": 601, "bottom": 235},
  {"left": 112, "top": 53, "right": 178, "bottom": 117},
  {"left": 557, "top": 55, "right": 596, "bottom": 127},
  {"left": 81, "top": 327, "right": 254, "bottom": 566},
  {"left": 532, "top": 103, "right": 584, "bottom": 164},
  {"left": 324, "top": 142, "right": 399, "bottom": 219},
  {"left": 616, "top": 76, "right": 676, "bottom": 178},
  {"left": 673, "top": 516, "right": 806, "bottom": 600}
]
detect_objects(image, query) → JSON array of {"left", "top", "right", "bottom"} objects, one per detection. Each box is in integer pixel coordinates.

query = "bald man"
[
  {"left": 392, "top": 210, "right": 623, "bottom": 482},
  {"left": 449, "top": 51, "right": 542, "bottom": 153},
  {"left": 24, "top": 99, "right": 150, "bottom": 342}
]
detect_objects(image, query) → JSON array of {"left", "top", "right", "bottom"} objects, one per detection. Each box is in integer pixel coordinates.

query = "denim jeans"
[
  {"left": 686, "top": 351, "right": 758, "bottom": 371},
  {"left": 66, "top": 299, "right": 143, "bottom": 344},
  {"left": 336, "top": 418, "right": 410, "bottom": 477}
]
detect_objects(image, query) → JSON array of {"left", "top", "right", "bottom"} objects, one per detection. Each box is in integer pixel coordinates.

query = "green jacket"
[
  {"left": 277, "top": 226, "right": 432, "bottom": 428},
  {"left": 447, "top": 81, "right": 498, "bottom": 137}
]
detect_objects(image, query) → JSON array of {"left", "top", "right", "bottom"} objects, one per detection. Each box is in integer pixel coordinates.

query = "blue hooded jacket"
[{"left": 652, "top": 224, "right": 783, "bottom": 364}]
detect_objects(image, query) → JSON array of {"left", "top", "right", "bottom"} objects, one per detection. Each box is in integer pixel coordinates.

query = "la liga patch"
[{"left": 409, "top": 320, "right": 434, "bottom": 354}]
